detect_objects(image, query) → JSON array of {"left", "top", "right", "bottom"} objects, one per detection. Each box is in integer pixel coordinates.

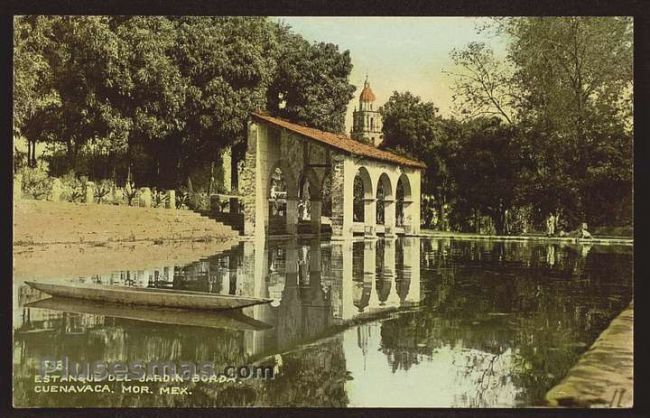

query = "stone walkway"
[
  {"left": 419, "top": 229, "right": 633, "bottom": 246},
  {"left": 545, "top": 301, "right": 634, "bottom": 407}
]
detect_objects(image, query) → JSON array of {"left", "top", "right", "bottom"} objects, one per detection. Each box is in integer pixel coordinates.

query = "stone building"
[
  {"left": 351, "top": 76, "right": 383, "bottom": 147},
  {"left": 239, "top": 112, "right": 425, "bottom": 240}
]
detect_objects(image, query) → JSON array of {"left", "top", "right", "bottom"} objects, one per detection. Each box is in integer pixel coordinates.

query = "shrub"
[
  {"left": 94, "top": 179, "right": 115, "bottom": 204},
  {"left": 20, "top": 163, "right": 52, "bottom": 199},
  {"left": 60, "top": 171, "right": 85, "bottom": 202},
  {"left": 125, "top": 180, "right": 138, "bottom": 206},
  {"left": 151, "top": 189, "right": 170, "bottom": 208}
]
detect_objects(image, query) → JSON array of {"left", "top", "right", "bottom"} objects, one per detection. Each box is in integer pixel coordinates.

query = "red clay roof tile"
[{"left": 251, "top": 113, "right": 426, "bottom": 170}]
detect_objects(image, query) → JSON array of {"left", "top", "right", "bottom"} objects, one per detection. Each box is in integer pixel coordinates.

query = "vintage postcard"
[{"left": 11, "top": 16, "right": 633, "bottom": 409}]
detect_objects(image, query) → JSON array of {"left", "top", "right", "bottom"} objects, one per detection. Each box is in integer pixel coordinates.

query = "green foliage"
[
  {"left": 94, "top": 179, "right": 115, "bottom": 204},
  {"left": 151, "top": 189, "right": 169, "bottom": 208},
  {"left": 437, "top": 17, "right": 633, "bottom": 231},
  {"left": 14, "top": 16, "right": 355, "bottom": 190},
  {"left": 59, "top": 170, "right": 85, "bottom": 202},
  {"left": 19, "top": 163, "right": 52, "bottom": 199},
  {"left": 267, "top": 24, "right": 356, "bottom": 133}
]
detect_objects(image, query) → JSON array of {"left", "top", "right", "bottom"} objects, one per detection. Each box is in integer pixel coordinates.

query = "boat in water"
[
  {"left": 24, "top": 297, "right": 272, "bottom": 331},
  {"left": 25, "top": 281, "right": 272, "bottom": 311}
]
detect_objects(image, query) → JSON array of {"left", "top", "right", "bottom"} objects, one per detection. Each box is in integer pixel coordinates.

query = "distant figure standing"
[
  {"left": 546, "top": 214, "right": 556, "bottom": 237},
  {"left": 578, "top": 222, "right": 592, "bottom": 239}
]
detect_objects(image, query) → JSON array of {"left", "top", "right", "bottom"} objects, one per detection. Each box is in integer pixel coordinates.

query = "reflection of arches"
[
  {"left": 376, "top": 277, "right": 391, "bottom": 305},
  {"left": 353, "top": 167, "right": 373, "bottom": 223},
  {"left": 353, "top": 279, "right": 373, "bottom": 313},
  {"left": 396, "top": 174, "right": 412, "bottom": 227},
  {"left": 376, "top": 173, "right": 392, "bottom": 225}
]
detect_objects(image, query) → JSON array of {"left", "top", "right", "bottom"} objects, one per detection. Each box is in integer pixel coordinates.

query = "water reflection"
[{"left": 13, "top": 238, "right": 632, "bottom": 407}]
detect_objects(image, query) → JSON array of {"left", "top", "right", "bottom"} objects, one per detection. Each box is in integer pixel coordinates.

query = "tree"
[
  {"left": 13, "top": 16, "right": 60, "bottom": 167},
  {"left": 447, "top": 42, "right": 516, "bottom": 124},
  {"left": 12, "top": 16, "right": 363, "bottom": 195},
  {"left": 109, "top": 16, "right": 186, "bottom": 186},
  {"left": 504, "top": 17, "right": 633, "bottom": 227},
  {"left": 446, "top": 117, "right": 525, "bottom": 234},
  {"left": 267, "top": 24, "right": 356, "bottom": 133},
  {"left": 448, "top": 17, "right": 633, "bottom": 229}
]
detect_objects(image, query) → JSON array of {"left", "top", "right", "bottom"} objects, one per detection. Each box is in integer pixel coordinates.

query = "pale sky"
[{"left": 276, "top": 17, "right": 508, "bottom": 133}]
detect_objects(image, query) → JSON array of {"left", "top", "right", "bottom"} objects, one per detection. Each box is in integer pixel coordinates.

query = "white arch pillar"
[
  {"left": 384, "top": 197, "right": 396, "bottom": 237},
  {"left": 363, "top": 197, "right": 376, "bottom": 238}
]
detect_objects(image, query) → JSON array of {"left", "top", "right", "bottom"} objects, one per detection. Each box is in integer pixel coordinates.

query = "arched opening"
[
  {"left": 296, "top": 168, "right": 322, "bottom": 234},
  {"left": 353, "top": 167, "right": 372, "bottom": 223},
  {"left": 396, "top": 174, "right": 412, "bottom": 228},
  {"left": 298, "top": 175, "right": 312, "bottom": 221},
  {"left": 268, "top": 166, "right": 288, "bottom": 234},
  {"left": 375, "top": 173, "right": 392, "bottom": 225}
]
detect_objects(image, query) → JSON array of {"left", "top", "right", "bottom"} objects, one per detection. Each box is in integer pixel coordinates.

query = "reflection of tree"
[
  {"left": 378, "top": 239, "right": 633, "bottom": 405},
  {"left": 203, "top": 337, "right": 350, "bottom": 407}
]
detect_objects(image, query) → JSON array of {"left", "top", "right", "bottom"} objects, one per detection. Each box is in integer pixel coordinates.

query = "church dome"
[{"left": 359, "top": 79, "right": 376, "bottom": 102}]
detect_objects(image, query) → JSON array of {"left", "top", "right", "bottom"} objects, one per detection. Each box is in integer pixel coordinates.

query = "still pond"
[{"left": 13, "top": 237, "right": 633, "bottom": 407}]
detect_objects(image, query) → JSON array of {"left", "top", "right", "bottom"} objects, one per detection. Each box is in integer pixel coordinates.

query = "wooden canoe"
[
  {"left": 25, "top": 297, "right": 272, "bottom": 331},
  {"left": 25, "top": 281, "right": 272, "bottom": 311}
]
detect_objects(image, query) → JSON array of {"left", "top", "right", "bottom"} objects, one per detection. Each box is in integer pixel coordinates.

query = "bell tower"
[{"left": 351, "top": 76, "right": 383, "bottom": 147}]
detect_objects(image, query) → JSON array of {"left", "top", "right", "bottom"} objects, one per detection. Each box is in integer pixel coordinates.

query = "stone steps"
[{"left": 13, "top": 200, "right": 239, "bottom": 245}]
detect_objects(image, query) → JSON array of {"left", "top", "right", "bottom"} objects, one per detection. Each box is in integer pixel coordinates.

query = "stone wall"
[
  {"left": 240, "top": 122, "right": 259, "bottom": 236},
  {"left": 329, "top": 154, "right": 346, "bottom": 237}
]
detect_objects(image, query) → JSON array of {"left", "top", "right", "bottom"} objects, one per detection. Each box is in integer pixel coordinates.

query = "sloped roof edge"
[{"left": 251, "top": 113, "right": 426, "bottom": 170}]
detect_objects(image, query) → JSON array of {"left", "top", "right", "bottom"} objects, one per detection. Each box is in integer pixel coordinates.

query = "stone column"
[
  {"left": 286, "top": 197, "right": 298, "bottom": 235},
  {"left": 48, "top": 178, "right": 63, "bottom": 202},
  {"left": 310, "top": 199, "right": 322, "bottom": 235},
  {"left": 384, "top": 197, "right": 396, "bottom": 237},
  {"left": 329, "top": 155, "right": 346, "bottom": 238},
  {"left": 363, "top": 197, "right": 376, "bottom": 238},
  {"left": 166, "top": 190, "right": 176, "bottom": 209},
  {"left": 13, "top": 174, "right": 22, "bottom": 202},
  {"left": 402, "top": 200, "right": 413, "bottom": 234},
  {"left": 241, "top": 122, "right": 261, "bottom": 237},
  {"left": 221, "top": 146, "right": 232, "bottom": 193},
  {"left": 139, "top": 187, "right": 152, "bottom": 208},
  {"left": 84, "top": 182, "right": 95, "bottom": 204}
]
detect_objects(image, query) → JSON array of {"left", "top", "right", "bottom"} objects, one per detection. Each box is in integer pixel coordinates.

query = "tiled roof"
[
  {"left": 359, "top": 84, "right": 376, "bottom": 102},
  {"left": 251, "top": 113, "right": 426, "bottom": 169}
]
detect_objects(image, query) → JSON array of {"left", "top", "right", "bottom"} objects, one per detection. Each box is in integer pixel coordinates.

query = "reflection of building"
[{"left": 14, "top": 237, "right": 423, "bottom": 364}]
